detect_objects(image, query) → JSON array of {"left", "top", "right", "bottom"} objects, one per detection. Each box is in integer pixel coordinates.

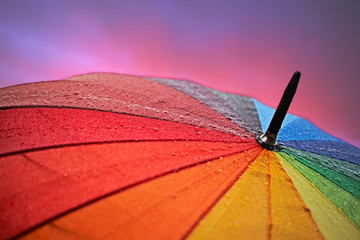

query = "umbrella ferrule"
[
  {"left": 256, "top": 131, "right": 279, "bottom": 151},
  {"left": 256, "top": 71, "right": 300, "bottom": 151}
]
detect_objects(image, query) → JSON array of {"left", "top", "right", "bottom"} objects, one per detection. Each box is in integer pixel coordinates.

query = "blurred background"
[{"left": 1, "top": 0, "right": 359, "bottom": 147}]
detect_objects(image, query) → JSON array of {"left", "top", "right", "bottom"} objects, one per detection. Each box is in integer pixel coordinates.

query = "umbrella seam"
[
  {"left": 0, "top": 139, "right": 258, "bottom": 158},
  {"left": 180, "top": 147, "right": 263, "bottom": 240},
  {"left": 147, "top": 77, "right": 257, "bottom": 134},
  {"left": 11, "top": 145, "right": 262, "bottom": 239},
  {"left": 0, "top": 105, "right": 255, "bottom": 138},
  {"left": 266, "top": 150, "right": 273, "bottom": 240}
]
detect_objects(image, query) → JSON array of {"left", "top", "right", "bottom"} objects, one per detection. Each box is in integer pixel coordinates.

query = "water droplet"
[{"left": 153, "top": 128, "right": 159, "bottom": 132}]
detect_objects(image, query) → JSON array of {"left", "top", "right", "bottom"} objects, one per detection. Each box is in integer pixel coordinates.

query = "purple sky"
[{"left": 1, "top": 0, "right": 359, "bottom": 147}]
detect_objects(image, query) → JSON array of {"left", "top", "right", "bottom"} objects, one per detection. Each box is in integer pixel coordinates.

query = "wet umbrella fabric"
[{"left": 0, "top": 73, "right": 359, "bottom": 239}]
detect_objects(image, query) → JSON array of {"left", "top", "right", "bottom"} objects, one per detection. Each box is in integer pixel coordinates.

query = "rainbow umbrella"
[{"left": 0, "top": 72, "right": 359, "bottom": 240}]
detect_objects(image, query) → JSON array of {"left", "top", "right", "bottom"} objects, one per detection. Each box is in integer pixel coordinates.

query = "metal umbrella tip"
[{"left": 257, "top": 71, "right": 301, "bottom": 151}]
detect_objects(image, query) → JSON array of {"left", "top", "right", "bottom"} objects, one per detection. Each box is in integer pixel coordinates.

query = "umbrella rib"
[
  {"left": 101, "top": 150, "right": 261, "bottom": 239},
  {"left": 20, "top": 153, "right": 61, "bottom": 175},
  {"left": 181, "top": 148, "right": 263, "bottom": 240},
  {"left": 257, "top": 72, "right": 300, "bottom": 150},
  {"left": 0, "top": 139, "right": 256, "bottom": 158},
  {"left": 279, "top": 140, "right": 360, "bottom": 165},
  {"left": 12, "top": 146, "right": 261, "bottom": 239},
  {"left": 266, "top": 151, "right": 273, "bottom": 240},
  {"left": 207, "top": 89, "right": 263, "bottom": 135},
  {"left": 148, "top": 77, "right": 257, "bottom": 134},
  {"left": 0, "top": 105, "right": 254, "bottom": 138}
]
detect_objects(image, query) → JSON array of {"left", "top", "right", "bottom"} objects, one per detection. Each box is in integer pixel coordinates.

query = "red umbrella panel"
[{"left": 0, "top": 73, "right": 359, "bottom": 240}]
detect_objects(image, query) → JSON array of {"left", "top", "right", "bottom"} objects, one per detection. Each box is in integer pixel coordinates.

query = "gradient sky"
[{"left": 1, "top": 0, "right": 359, "bottom": 147}]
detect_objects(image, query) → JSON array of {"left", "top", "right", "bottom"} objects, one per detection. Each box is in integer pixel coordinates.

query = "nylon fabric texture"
[{"left": 0, "top": 73, "right": 359, "bottom": 239}]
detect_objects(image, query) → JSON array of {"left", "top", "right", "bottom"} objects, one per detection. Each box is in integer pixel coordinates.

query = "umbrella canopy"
[{"left": 0, "top": 73, "right": 359, "bottom": 240}]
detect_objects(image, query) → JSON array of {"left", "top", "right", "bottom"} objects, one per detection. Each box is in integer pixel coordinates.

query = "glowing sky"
[{"left": 1, "top": 0, "right": 359, "bottom": 147}]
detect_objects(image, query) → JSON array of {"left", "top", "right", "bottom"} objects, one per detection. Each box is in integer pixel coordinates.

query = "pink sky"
[{"left": 1, "top": 0, "right": 359, "bottom": 147}]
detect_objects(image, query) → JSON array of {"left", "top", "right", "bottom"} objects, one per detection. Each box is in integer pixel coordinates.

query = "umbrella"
[{"left": 0, "top": 72, "right": 359, "bottom": 240}]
